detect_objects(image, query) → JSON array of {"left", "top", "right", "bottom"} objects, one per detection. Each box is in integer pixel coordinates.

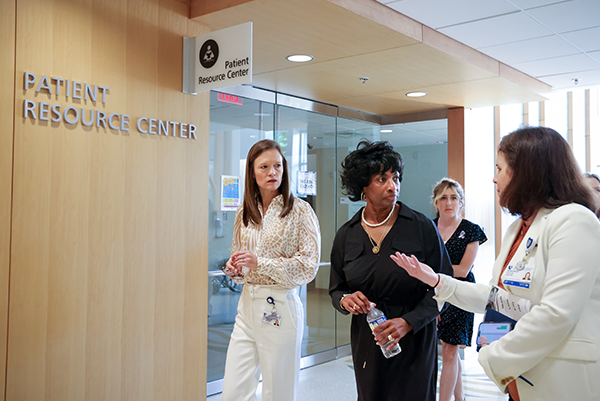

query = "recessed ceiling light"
[
  {"left": 406, "top": 91, "right": 427, "bottom": 97},
  {"left": 286, "top": 54, "right": 313, "bottom": 63},
  {"left": 254, "top": 113, "right": 271, "bottom": 117},
  {"left": 380, "top": 129, "right": 393, "bottom": 133}
]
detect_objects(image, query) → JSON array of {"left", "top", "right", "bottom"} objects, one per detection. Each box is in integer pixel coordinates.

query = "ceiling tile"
[
  {"left": 561, "top": 26, "right": 600, "bottom": 52},
  {"left": 509, "top": 0, "right": 573, "bottom": 9},
  {"left": 380, "top": 0, "right": 518, "bottom": 29},
  {"left": 439, "top": 12, "right": 552, "bottom": 49},
  {"left": 589, "top": 50, "right": 600, "bottom": 63},
  {"left": 513, "top": 53, "right": 600, "bottom": 77},
  {"left": 537, "top": 68, "right": 600, "bottom": 89},
  {"left": 479, "top": 34, "right": 579, "bottom": 64},
  {"left": 525, "top": 0, "right": 600, "bottom": 33}
]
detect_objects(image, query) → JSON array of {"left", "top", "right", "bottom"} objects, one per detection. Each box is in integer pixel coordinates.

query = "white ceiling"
[
  {"left": 378, "top": 0, "right": 600, "bottom": 91},
  {"left": 192, "top": 0, "right": 551, "bottom": 116}
]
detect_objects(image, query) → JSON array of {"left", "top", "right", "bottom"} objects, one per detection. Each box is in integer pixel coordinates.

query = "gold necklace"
[{"left": 365, "top": 208, "right": 393, "bottom": 254}]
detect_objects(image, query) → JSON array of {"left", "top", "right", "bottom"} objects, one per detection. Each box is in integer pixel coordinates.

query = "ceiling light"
[
  {"left": 254, "top": 113, "right": 271, "bottom": 117},
  {"left": 286, "top": 54, "right": 313, "bottom": 63},
  {"left": 406, "top": 91, "right": 427, "bottom": 97},
  {"left": 380, "top": 129, "right": 393, "bottom": 133}
]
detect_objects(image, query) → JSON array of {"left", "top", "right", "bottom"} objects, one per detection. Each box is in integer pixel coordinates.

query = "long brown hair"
[
  {"left": 498, "top": 126, "right": 595, "bottom": 219},
  {"left": 242, "top": 140, "right": 295, "bottom": 226}
]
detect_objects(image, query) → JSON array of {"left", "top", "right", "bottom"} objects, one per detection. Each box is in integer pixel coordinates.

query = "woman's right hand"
[
  {"left": 390, "top": 252, "right": 440, "bottom": 288},
  {"left": 223, "top": 258, "right": 240, "bottom": 278},
  {"left": 341, "top": 291, "right": 373, "bottom": 315}
]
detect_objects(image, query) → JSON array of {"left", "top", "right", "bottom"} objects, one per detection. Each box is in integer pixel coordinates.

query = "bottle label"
[{"left": 368, "top": 316, "right": 387, "bottom": 332}]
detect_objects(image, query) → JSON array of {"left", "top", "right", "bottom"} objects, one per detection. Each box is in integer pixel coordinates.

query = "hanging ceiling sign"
[{"left": 183, "top": 22, "right": 252, "bottom": 94}]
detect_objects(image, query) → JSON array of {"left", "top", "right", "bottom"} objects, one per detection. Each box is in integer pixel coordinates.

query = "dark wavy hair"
[
  {"left": 498, "top": 126, "right": 595, "bottom": 219},
  {"left": 340, "top": 140, "right": 404, "bottom": 202},
  {"left": 243, "top": 139, "right": 294, "bottom": 226}
]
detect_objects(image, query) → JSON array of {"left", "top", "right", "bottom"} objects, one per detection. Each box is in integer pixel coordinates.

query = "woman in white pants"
[{"left": 221, "top": 139, "right": 321, "bottom": 401}]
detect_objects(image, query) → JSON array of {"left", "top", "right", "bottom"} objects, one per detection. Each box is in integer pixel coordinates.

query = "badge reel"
[
  {"left": 503, "top": 237, "right": 537, "bottom": 289},
  {"left": 262, "top": 296, "right": 282, "bottom": 328}
]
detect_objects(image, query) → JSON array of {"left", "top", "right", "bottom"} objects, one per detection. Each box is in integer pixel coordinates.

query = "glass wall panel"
[
  {"left": 545, "top": 92, "right": 568, "bottom": 139},
  {"left": 393, "top": 120, "right": 448, "bottom": 219},
  {"left": 572, "top": 89, "right": 586, "bottom": 170},
  {"left": 590, "top": 88, "right": 600, "bottom": 176},
  {"left": 207, "top": 92, "right": 275, "bottom": 383},
  {"left": 333, "top": 116, "right": 381, "bottom": 348},
  {"left": 528, "top": 102, "right": 540, "bottom": 126},
  {"left": 465, "top": 107, "right": 496, "bottom": 286},
  {"left": 275, "top": 104, "right": 338, "bottom": 357},
  {"left": 499, "top": 104, "right": 523, "bottom": 237}
]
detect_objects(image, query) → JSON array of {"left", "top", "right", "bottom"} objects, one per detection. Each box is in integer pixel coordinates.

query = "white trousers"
[{"left": 221, "top": 284, "right": 303, "bottom": 401}]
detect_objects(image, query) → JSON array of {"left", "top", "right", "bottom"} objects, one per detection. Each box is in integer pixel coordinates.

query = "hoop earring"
[{"left": 361, "top": 192, "right": 366, "bottom": 202}]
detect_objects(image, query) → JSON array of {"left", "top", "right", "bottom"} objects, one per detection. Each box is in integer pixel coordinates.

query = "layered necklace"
[{"left": 362, "top": 205, "right": 395, "bottom": 254}]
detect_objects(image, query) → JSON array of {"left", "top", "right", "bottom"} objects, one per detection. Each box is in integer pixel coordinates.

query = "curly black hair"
[{"left": 340, "top": 140, "right": 404, "bottom": 202}]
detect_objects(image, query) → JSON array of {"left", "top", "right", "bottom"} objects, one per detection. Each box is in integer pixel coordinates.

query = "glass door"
[
  {"left": 207, "top": 91, "right": 275, "bottom": 386},
  {"left": 275, "top": 103, "right": 338, "bottom": 359}
]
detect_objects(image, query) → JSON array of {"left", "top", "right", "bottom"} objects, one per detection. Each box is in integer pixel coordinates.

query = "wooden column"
[{"left": 447, "top": 107, "right": 465, "bottom": 188}]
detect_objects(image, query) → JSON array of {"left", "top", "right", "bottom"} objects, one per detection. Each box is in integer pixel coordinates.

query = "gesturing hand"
[{"left": 390, "top": 252, "right": 440, "bottom": 288}]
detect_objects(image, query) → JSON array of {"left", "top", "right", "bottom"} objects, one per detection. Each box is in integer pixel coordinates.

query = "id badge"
[
  {"left": 503, "top": 263, "right": 535, "bottom": 289},
  {"left": 262, "top": 296, "right": 282, "bottom": 328}
]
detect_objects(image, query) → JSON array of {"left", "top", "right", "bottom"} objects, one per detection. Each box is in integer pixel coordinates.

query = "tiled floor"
[{"left": 207, "top": 342, "right": 507, "bottom": 401}]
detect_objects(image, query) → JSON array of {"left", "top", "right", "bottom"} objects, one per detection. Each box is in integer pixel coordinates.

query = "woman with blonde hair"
[{"left": 432, "top": 178, "right": 486, "bottom": 401}]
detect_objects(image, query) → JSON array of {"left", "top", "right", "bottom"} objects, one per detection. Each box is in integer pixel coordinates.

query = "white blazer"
[{"left": 436, "top": 203, "right": 600, "bottom": 401}]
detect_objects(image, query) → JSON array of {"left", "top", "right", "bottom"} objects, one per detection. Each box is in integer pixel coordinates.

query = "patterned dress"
[
  {"left": 231, "top": 194, "right": 321, "bottom": 287},
  {"left": 435, "top": 218, "right": 487, "bottom": 346}
]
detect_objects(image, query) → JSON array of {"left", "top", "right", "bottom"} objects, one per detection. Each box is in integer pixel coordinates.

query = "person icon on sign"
[{"left": 204, "top": 45, "right": 215, "bottom": 62}]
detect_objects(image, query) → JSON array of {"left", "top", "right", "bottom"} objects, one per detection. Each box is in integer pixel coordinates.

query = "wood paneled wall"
[
  {"left": 5, "top": 0, "right": 210, "bottom": 400},
  {"left": 0, "top": 0, "right": 16, "bottom": 396}
]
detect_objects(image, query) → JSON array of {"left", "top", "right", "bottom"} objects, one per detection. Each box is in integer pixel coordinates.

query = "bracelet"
[
  {"left": 432, "top": 274, "right": 441, "bottom": 289},
  {"left": 340, "top": 293, "right": 351, "bottom": 311}
]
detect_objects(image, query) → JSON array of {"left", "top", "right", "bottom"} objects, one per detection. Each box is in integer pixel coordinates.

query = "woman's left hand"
[
  {"left": 391, "top": 252, "right": 439, "bottom": 287},
  {"left": 373, "top": 317, "right": 413, "bottom": 349},
  {"left": 231, "top": 250, "right": 258, "bottom": 271}
]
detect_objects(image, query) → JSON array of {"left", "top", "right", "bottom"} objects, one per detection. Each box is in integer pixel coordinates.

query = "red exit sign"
[{"left": 217, "top": 93, "right": 243, "bottom": 105}]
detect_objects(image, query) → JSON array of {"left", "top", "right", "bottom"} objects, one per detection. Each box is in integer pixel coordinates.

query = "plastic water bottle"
[{"left": 366, "top": 303, "right": 401, "bottom": 358}]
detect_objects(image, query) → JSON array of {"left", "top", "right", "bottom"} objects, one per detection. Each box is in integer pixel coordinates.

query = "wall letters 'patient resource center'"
[{"left": 22, "top": 72, "right": 197, "bottom": 139}]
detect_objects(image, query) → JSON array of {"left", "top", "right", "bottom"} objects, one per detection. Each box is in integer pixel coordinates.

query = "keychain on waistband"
[{"left": 262, "top": 296, "right": 282, "bottom": 328}]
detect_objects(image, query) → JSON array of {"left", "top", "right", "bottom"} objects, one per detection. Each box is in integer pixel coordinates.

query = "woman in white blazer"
[{"left": 392, "top": 127, "right": 600, "bottom": 401}]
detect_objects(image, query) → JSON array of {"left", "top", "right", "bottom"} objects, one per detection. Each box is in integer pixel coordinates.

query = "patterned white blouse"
[{"left": 231, "top": 195, "right": 321, "bottom": 289}]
